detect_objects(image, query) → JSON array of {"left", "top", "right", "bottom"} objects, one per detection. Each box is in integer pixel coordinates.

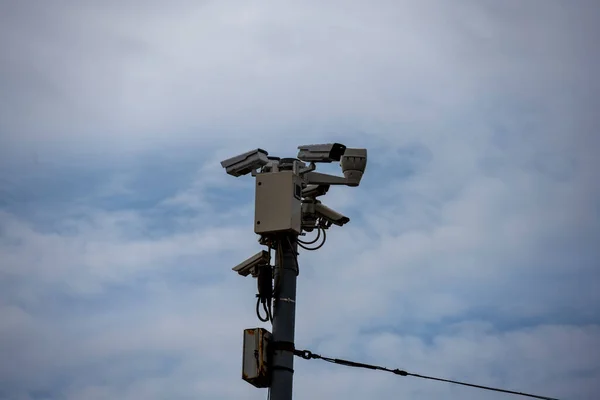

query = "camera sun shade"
[
  {"left": 221, "top": 148, "right": 270, "bottom": 177},
  {"left": 297, "top": 143, "right": 347, "bottom": 163}
]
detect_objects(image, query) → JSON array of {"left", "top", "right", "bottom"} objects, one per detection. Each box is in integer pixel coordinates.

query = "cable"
[
  {"left": 298, "top": 228, "right": 321, "bottom": 245},
  {"left": 293, "top": 349, "right": 562, "bottom": 400},
  {"left": 255, "top": 296, "right": 269, "bottom": 322},
  {"left": 256, "top": 264, "right": 273, "bottom": 323},
  {"left": 267, "top": 300, "right": 273, "bottom": 323},
  {"left": 287, "top": 236, "right": 300, "bottom": 275},
  {"left": 297, "top": 227, "right": 327, "bottom": 251},
  {"left": 273, "top": 239, "right": 283, "bottom": 298}
]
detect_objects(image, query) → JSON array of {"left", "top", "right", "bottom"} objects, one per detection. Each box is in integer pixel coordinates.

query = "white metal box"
[
  {"left": 254, "top": 171, "right": 302, "bottom": 234},
  {"left": 242, "top": 328, "right": 272, "bottom": 388}
]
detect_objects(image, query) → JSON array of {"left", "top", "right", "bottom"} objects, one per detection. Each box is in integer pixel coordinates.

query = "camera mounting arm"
[
  {"left": 298, "top": 147, "right": 367, "bottom": 187},
  {"left": 303, "top": 171, "right": 348, "bottom": 185}
]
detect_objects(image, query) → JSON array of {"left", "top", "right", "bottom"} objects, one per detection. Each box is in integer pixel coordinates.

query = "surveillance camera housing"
[
  {"left": 297, "top": 143, "right": 347, "bottom": 163},
  {"left": 314, "top": 203, "right": 350, "bottom": 227},
  {"left": 302, "top": 184, "right": 330, "bottom": 199},
  {"left": 232, "top": 250, "right": 271, "bottom": 277},
  {"left": 340, "top": 148, "right": 367, "bottom": 187},
  {"left": 221, "top": 149, "right": 270, "bottom": 177}
]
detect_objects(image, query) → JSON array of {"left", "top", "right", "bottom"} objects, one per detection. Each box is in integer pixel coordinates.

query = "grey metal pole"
[{"left": 270, "top": 233, "right": 298, "bottom": 400}]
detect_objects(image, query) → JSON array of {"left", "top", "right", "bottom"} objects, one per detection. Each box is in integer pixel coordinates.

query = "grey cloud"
[
  {"left": 1, "top": 1, "right": 598, "bottom": 156},
  {"left": 0, "top": 210, "right": 258, "bottom": 296},
  {"left": 1, "top": 1, "right": 599, "bottom": 399},
  {"left": 2, "top": 138, "right": 598, "bottom": 399}
]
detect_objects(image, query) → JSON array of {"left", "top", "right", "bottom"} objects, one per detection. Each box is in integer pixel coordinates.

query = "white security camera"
[
  {"left": 315, "top": 203, "right": 350, "bottom": 227},
  {"left": 221, "top": 149, "right": 270, "bottom": 177},
  {"left": 232, "top": 250, "right": 271, "bottom": 277},
  {"left": 297, "top": 143, "right": 347, "bottom": 163},
  {"left": 340, "top": 148, "right": 367, "bottom": 187}
]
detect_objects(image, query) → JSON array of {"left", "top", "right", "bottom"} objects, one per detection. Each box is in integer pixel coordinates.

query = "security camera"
[
  {"left": 221, "top": 149, "right": 270, "bottom": 177},
  {"left": 232, "top": 250, "right": 271, "bottom": 277},
  {"left": 297, "top": 143, "right": 347, "bottom": 163},
  {"left": 302, "top": 184, "right": 330, "bottom": 199},
  {"left": 340, "top": 148, "right": 367, "bottom": 187},
  {"left": 314, "top": 203, "right": 350, "bottom": 227}
]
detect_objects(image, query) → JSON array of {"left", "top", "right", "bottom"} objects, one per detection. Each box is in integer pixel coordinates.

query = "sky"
[{"left": 0, "top": 1, "right": 599, "bottom": 399}]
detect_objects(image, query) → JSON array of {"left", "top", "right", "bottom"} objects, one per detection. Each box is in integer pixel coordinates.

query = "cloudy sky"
[{"left": 1, "top": 1, "right": 599, "bottom": 399}]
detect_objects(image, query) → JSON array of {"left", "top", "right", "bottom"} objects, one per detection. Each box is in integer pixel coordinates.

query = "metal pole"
[{"left": 270, "top": 233, "right": 298, "bottom": 400}]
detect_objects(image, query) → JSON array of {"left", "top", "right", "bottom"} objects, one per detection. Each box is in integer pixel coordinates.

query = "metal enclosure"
[
  {"left": 242, "top": 328, "right": 272, "bottom": 388},
  {"left": 254, "top": 171, "right": 302, "bottom": 234}
]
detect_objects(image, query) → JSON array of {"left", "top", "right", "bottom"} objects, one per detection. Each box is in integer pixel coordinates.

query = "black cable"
[
  {"left": 297, "top": 227, "right": 326, "bottom": 251},
  {"left": 298, "top": 228, "right": 321, "bottom": 245},
  {"left": 267, "top": 299, "right": 273, "bottom": 323},
  {"left": 255, "top": 296, "right": 269, "bottom": 322},
  {"left": 273, "top": 239, "right": 283, "bottom": 298},
  {"left": 293, "top": 349, "right": 561, "bottom": 400},
  {"left": 256, "top": 264, "right": 273, "bottom": 323},
  {"left": 286, "top": 236, "right": 300, "bottom": 275}
]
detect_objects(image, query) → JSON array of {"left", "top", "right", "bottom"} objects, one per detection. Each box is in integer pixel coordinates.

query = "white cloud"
[
  {"left": 0, "top": 0, "right": 599, "bottom": 399},
  {"left": 1, "top": 1, "right": 597, "bottom": 155}
]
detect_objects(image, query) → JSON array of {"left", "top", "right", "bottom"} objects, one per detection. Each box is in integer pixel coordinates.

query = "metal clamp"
[{"left": 296, "top": 350, "right": 313, "bottom": 360}]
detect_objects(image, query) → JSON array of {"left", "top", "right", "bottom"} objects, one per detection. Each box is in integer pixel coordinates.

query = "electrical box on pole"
[
  {"left": 242, "top": 328, "right": 272, "bottom": 388},
  {"left": 254, "top": 171, "right": 303, "bottom": 234}
]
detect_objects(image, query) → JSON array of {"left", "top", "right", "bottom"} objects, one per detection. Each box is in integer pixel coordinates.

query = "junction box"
[{"left": 242, "top": 328, "right": 272, "bottom": 388}]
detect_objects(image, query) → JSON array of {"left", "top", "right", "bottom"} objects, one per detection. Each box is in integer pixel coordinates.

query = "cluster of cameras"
[
  {"left": 222, "top": 143, "right": 367, "bottom": 276},
  {"left": 220, "top": 143, "right": 366, "bottom": 184},
  {"left": 221, "top": 143, "right": 366, "bottom": 227}
]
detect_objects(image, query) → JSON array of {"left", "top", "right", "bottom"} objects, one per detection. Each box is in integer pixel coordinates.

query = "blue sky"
[{"left": 1, "top": 1, "right": 599, "bottom": 399}]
